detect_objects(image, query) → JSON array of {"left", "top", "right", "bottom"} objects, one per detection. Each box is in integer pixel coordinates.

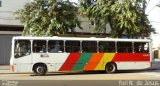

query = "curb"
[
  {"left": 0, "top": 65, "right": 10, "bottom": 70},
  {"left": 0, "top": 70, "right": 13, "bottom": 74}
]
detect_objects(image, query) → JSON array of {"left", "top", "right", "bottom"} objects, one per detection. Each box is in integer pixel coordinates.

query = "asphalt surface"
[{"left": 1, "top": 65, "right": 160, "bottom": 86}]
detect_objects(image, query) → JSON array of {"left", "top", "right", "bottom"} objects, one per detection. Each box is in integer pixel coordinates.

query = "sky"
[
  {"left": 146, "top": 0, "right": 160, "bottom": 34},
  {"left": 70, "top": 0, "right": 160, "bottom": 34}
]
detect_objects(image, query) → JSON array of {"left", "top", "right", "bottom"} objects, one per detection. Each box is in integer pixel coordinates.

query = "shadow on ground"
[{"left": 30, "top": 69, "right": 159, "bottom": 76}]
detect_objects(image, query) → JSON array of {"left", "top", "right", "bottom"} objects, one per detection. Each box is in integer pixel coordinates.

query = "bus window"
[
  {"left": 134, "top": 42, "right": 149, "bottom": 53},
  {"left": 117, "top": 42, "right": 132, "bottom": 53},
  {"left": 14, "top": 40, "right": 31, "bottom": 58},
  {"left": 65, "top": 41, "right": 80, "bottom": 53},
  {"left": 82, "top": 41, "right": 97, "bottom": 52},
  {"left": 33, "top": 40, "right": 46, "bottom": 53},
  {"left": 48, "top": 40, "right": 64, "bottom": 53},
  {"left": 99, "top": 41, "right": 115, "bottom": 53}
]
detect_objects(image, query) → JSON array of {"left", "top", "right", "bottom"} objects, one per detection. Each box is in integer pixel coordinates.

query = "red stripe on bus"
[
  {"left": 59, "top": 53, "right": 81, "bottom": 71},
  {"left": 112, "top": 53, "right": 150, "bottom": 62}
]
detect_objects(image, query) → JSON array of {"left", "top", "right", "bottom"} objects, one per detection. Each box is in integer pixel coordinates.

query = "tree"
[
  {"left": 14, "top": 0, "right": 82, "bottom": 36},
  {"left": 79, "top": 0, "right": 154, "bottom": 38}
]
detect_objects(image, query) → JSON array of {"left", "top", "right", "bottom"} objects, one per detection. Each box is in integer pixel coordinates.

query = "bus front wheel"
[
  {"left": 33, "top": 64, "right": 47, "bottom": 76},
  {"left": 105, "top": 62, "right": 117, "bottom": 73}
]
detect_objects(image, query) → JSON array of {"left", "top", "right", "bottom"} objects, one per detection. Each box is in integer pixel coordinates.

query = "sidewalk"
[
  {"left": 0, "top": 65, "right": 10, "bottom": 70},
  {"left": 0, "top": 65, "right": 13, "bottom": 74}
]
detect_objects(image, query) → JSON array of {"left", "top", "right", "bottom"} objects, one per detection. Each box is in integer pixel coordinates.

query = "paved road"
[
  {"left": 1, "top": 70, "right": 160, "bottom": 86},
  {"left": 0, "top": 80, "right": 140, "bottom": 86},
  {"left": 0, "top": 70, "right": 160, "bottom": 80}
]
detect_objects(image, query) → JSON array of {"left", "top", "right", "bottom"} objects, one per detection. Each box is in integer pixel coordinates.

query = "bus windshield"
[{"left": 14, "top": 40, "right": 31, "bottom": 58}]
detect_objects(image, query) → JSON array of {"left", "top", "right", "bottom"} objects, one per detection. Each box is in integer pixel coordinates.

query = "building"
[
  {"left": 150, "top": 34, "right": 160, "bottom": 59},
  {"left": 0, "top": 0, "right": 30, "bottom": 65}
]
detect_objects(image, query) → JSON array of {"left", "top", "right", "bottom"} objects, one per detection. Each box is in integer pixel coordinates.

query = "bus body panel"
[
  {"left": 11, "top": 53, "right": 151, "bottom": 73},
  {"left": 48, "top": 53, "right": 151, "bottom": 72},
  {"left": 112, "top": 53, "right": 150, "bottom": 62},
  {"left": 32, "top": 53, "right": 70, "bottom": 72},
  {"left": 116, "top": 62, "right": 150, "bottom": 70},
  {"left": 12, "top": 55, "right": 32, "bottom": 72}
]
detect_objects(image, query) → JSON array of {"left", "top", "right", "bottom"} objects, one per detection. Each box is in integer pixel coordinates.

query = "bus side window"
[
  {"left": 65, "top": 41, "right": 80, "bottom": 53},
  {"left": 82, "top": 41, "right": 97, "bottom": 52},
  {"left": 48, "top": 40, "right": 64, "bottom": 53},
  {"left": 33, "top": 40, "right": 46, "bottom": 53},
  {"left": 134, "top": 42, "right": 149, "bottom": 53},
  {"left": 14, "top": 40, "right": 31, "bottom": 58},
  {"left": 117, "top": 42, "right": 132, "bottom": 53},
  {"left": 99, "top": 41, "right": 115, "bottom": 53}
]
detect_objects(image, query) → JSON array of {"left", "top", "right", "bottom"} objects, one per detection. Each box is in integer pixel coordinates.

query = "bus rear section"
[{"left": 10, "top": 37, "right": 152, "bottom": 75}]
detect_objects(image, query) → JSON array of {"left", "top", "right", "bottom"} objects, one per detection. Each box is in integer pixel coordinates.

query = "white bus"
[{"left": 10, "top": 36, "right": 152, "bottom": 75}]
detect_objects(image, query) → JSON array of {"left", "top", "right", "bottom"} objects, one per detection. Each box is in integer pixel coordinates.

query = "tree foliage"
[
  {"left": 15, "top": 0, "right": 82, "bottom": 36},
  {"left": 79, "top": 0, "right": 154, "bottom": 38}
]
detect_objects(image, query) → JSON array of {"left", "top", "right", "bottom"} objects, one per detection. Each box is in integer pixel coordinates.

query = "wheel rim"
[
  {"left": 36, "top": 66, "right": 44, "bottom": 74},
  {"left": 108, "top": 66, "right": 115, "bottom": 72},
  {"left": 107, "top": 64, "right": 116, "bottom": 73}
]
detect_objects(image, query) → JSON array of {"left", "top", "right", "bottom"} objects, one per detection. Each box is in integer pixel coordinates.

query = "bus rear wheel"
[
  {"left": 105, "top": 62, "right": 117, "bottom": 73},
  {"left": 33, "top": 64, "right": 47, "bottom": 76}
]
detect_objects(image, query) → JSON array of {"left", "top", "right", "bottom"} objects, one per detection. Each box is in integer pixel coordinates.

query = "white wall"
[
  {"left": 0, "top": 0, "right": 30, "bottom": 26},
  {"left": 74, "top": 16, "right": 111, "bottom": 33}
]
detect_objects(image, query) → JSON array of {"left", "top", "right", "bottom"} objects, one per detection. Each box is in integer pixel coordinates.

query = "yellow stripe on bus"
[{"left": 94, "top": 53, "right": 115, "bottom": 70}]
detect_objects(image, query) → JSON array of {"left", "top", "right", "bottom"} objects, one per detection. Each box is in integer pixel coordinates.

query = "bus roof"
[{"left": 12, "top": 36, "right": 151, "bottom": 42}]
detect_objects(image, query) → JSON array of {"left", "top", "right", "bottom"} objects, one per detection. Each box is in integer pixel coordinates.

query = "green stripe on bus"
[{"left": 71, "top": 53, "right": 93, "bottom": 71}]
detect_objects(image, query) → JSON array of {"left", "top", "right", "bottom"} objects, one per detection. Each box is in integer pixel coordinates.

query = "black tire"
[
  {"left": 33, "top": 64, "right": 47, "bottom": 76},
  {"left": 105, "top": 63, "right": 117, "bottom": 73}
]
